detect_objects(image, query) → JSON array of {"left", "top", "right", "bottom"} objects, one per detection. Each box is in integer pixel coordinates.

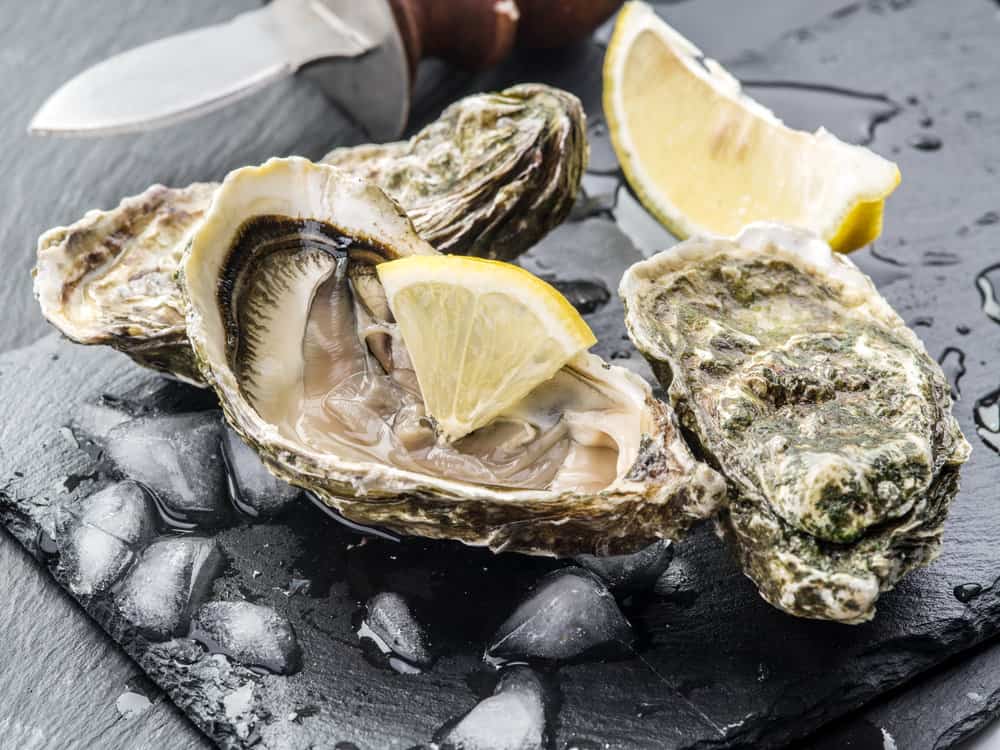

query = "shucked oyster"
[
  {"left": 33, "top": 84, "right": 586, "bottom": 384},
  {"left": 322, "top": 84, "right": 585, "bottom": 261},
  {"left": 182, "top": 157, "right": 726, "bottom": 556},
  {"left": 621, "top": 224, "right": 970, "bottom": 622}
]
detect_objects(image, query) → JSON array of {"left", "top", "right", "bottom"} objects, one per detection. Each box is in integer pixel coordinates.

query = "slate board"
[{"left": 4, "top": 0, "right": 1000, "bottom": 748}]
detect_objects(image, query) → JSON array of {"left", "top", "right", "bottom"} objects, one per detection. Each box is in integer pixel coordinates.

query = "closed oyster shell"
[
  {"left": 322, "top": 83, "right": 586, "bottom": 261},
  {"left": 182, "top": 157, "right": 726, "bottom": 556},
  {"left": 33, "top": 84, "right": 586, "bottom": 384},
  {"left": 620, "top": 223, "right": 970, "bottom": 622}
]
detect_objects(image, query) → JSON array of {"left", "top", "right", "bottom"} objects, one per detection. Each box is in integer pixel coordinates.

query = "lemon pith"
[
  {"left": 603, "top": 1, "right": 901, "bottom": 253},
  {"left": 377, "top": 255, "right": 596, "bottom": 442}
]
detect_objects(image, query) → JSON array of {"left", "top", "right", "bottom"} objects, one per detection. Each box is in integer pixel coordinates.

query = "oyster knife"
[{"left": 28, "top": 0, "right": 624, "bottom": 142}]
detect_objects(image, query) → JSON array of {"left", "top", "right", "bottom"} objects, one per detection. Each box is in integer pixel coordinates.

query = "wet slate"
[{"left": 4, "top": 0, "right": 1000, "bottom": 748}]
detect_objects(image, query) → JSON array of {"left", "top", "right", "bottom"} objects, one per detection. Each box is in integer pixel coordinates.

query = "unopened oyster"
[
  {"left": 182, "top": 157, "right": 726, "bottom": 556},
  {"left": 621, "top": 223, "right": 970, "bottom": 622},
  {"left": 322, "top": 83, "right": 585, "bottom": 261},
  {"left": 33, "top": 84, "right": 586, "bottom": 384}
]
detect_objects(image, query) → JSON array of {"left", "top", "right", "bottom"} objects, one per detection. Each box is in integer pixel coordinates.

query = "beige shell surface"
[
  {"left": 33, "top": 182, "right": 216, "bottom": 383},
  {"left": 182, "top": 157, "right": 726, "bottom": 556},
  {"left": 620, "top": 223, "right": 970, "bottom": 622}
]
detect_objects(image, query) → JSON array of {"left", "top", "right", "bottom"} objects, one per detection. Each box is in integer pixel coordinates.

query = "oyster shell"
[
  {"left": 33, "top": 183, "right": 216, "bottom": 383},
  {"left": 322, "top": 83, "right": 586, "bottom": 261},
  {"left": 620, "top": 223, "right": 970, "bottom": 622},
  {"left": 182, "top": 157, "right": 726, "bottom": 556},
  {"left": 33, "top": 84, "right": 586, "bottom": 384}
]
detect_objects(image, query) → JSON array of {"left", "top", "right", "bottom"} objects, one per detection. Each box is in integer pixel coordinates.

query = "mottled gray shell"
[
  {"left": 621, "top": 223, "right": 970, "bottom": 622},
  {"left": 182, "top": 158, "right": 726, "bottom": 557},
  {"left": 323, "top": 83, "right": 586, "bottom": 262},
  {"left": 33, "top": 84, "right": 585, "bottom": 384}
]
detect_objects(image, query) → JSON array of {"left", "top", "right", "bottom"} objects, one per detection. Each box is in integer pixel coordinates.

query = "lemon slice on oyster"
[
  {"left": 603, "top": 1, "right": 901, "bottom": 252},
  {"left": 377, "top": 255, "right": 597, "bottom": 442}
]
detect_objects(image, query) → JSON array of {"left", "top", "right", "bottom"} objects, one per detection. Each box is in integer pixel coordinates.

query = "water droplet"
[
  {"left": 976, "top": 211, "right": 999, "bottom": 226},
  {"left": 610, "top": 350, "right": 632, "bottom": 360},
  {"left": 954, "top": 583, "right": 984, "bottom": 603},
  {"left": 908, "top": 133, "right": 942, "bottom": 151},
  {"left": 922, "top": 249, "right": 959, "bottom": 266},
  {"left": 586, "top": 116, "right": 620, "bottom": 175},
  {"left": 910, "top": 316, "right": 934, "bottom": 328},
  {"left": 957, "top": 324, "right": 971, "bottom": 335},
  {"left": 937, "top": 347, "right": 966, "bottom": 398},
  {"left": 975, "top": 263, "right": 1000, "bottom": 324},
  {"left": 547, "top": 279, "right": 612, "bottom": 315},
  {"left": 974, "top": 387, "right": 1000, "bottom": 453}
]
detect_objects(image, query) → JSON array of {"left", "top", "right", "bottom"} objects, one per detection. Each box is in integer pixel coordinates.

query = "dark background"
[{"left": 2, "top": 1, "right": 1000, "bottom": 748}]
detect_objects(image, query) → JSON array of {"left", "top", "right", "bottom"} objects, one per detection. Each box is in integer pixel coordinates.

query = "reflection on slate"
[{"left": 3, "top": 0, "right": 1000, "bottom": 748}]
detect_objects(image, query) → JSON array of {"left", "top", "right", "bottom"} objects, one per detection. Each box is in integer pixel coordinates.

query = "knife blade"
[
  {"left": 29, "top": 0, "right": 382, "bottom": 138},
  {"left": 29, "top": 0, "right": 625, "bottom": 142}
]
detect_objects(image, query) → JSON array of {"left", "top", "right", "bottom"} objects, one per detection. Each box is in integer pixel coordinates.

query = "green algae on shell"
[{"left": 620, "top": 223, "right": 970, "bottom": 622}]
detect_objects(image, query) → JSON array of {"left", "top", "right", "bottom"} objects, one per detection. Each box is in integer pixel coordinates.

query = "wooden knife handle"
[{"left": 388, "top": 0, "right": 625, "bottom": 73}]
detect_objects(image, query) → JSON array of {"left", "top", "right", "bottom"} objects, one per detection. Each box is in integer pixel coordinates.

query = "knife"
[{"left": 29, "top": 0, "right": 623, "bottom": 142}]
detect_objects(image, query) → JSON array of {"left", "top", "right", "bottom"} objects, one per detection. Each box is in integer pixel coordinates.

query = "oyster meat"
[
  {"left": 620, "top": 223, "right": 970, "bottom": 622},
  {"left": 182, "top": 157, "right": 726, "bottom": 556},
  {"left": 33, "top": 84, "right": 586, "bottom": 384}
]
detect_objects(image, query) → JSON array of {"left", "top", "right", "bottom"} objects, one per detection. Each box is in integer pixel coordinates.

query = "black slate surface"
[{"left": 4, "top": 1, "right": 1000, "bottom": 748}]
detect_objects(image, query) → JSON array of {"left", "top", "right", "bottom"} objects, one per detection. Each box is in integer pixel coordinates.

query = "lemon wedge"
[
  {"left": 377, "top": 255, "right": 597, "bottom": 442},
  {"left": 603, "top": 1, "right": 901, "bottom": 252}
]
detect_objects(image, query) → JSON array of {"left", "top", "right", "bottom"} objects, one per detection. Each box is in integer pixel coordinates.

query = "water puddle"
[
  {"left": 741, "top": 81, "right": 900, "bottom": 145},
  {"left": 973, "top": 386, "right": 1000, "bottom": 453},
  {"left": 975, "top": 263, "right": 1000, "bottom": 324},
  {"left": 953, "top": 583, "right": 984, "bottom": 603},
  {"left": 937, "top": 348, "right": 966, "bottom": 399}
]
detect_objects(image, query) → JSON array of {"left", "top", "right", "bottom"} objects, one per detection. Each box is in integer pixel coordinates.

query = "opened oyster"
[
  {"left": 33, "top": 84, "right": 586, "bottom": 384},
  {"left": 181, "top": 157, "right": 725, "bottom": 556},
  {"left": 621, "top": 224, "right": 970, "bottom": 622}
]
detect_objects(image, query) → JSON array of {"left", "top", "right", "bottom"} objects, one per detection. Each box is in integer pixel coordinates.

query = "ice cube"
[
  {"left": 486, "top": 568, "right": 633, "bottom": 664},
  {"left": 115, "top": 536, "right": 224, "bottom": 640},
  {"left": 574, "top": 539, "right": 674, "bottom": 593},
  {"left": 106, "top": 412, "right": 231, "bottom": 528},
  {"left": 358, "top": 592, "right": 433, "bottom": 672},
  {"left": 55, "top": 481, "right": 156, "bottom": 597},
  {"left": 190, "top": 601, "right": 302, "bottom": 675},
  {"left": 221, "top": 426, "right": 300, "bottom": 518},
  {"left": 436, "top": 667, "right": 548, "bottom": 750}
]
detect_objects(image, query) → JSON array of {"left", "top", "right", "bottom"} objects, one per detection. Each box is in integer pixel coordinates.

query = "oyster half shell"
[
  {"left": 621, "top": 223, "right": 970, "bottom": 622},
  {"left": 182, "top": 157, "right": 726, "bottom": 556},
  {"left": 33, "top": 84, "right": 586, "bottom": 384}
]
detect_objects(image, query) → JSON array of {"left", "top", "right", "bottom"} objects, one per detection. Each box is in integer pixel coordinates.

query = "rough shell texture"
[
  {"left": 182, "top": 157, "right": 726, "bottom": 557},
  {"left": 33, "top": 85, "right": 585, "bottom": 384},
  {"left": 620, "top": 223, "right": 970, "bottom": 622},
  {"left": 33, "top": 183, "right": 216, "bottom": 383},
  {"left": 322, "top": 83, "right": 587, "bottom": 262}
]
